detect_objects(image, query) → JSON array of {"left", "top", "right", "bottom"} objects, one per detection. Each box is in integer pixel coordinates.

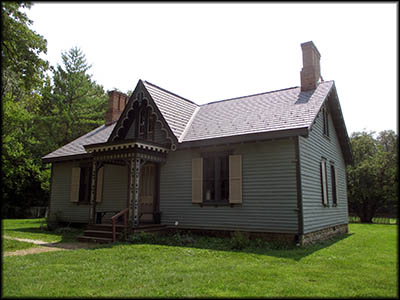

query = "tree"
[
  {"left": 1, "top": 2, "right": 50, "bottom": 217},
  {"left": 347, "top": 131, "right": 398, "bottom": 223},
  {"left": 38, "top": 47, "right": 107, "bottom": 154},
  {"left": 1, "top": 1, "right": 48, "bottom": 96}
]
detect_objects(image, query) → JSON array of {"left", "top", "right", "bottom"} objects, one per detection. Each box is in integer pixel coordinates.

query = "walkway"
[{"left": 3, "top": 236, "right": 99, "bottom": 257}]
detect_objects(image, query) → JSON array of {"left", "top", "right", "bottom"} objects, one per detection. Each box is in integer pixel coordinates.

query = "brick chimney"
[
  {"left": 105, "top": 90, "right": 129, "bottom": 125},
  {"left": 300, "top": 41, "right": 322, "bottom": 91}
]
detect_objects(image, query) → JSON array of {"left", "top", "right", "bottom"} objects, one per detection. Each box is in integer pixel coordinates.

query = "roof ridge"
[
  {"left": 202, "top": 80, "right": 335, "bottom": 106},
  {"left": 143, "top": 80, "right": 199, "bottom": 106},
  {"left": 178, "top": 106, "right": 201, "bottom": 143}
]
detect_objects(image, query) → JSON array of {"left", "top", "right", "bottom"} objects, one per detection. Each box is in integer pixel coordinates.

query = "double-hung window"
[
  {"left": 203, "top": 154, "right": 229, "bottom": 203},
  {"left": 330, "top": 163, "right": 338, "bottom": 206},
  {"left": 192, "top": 152, "right": 242, "bottom": 205},
  {"left": 320, "top": 158, "right": 328, "bottom": 206}
]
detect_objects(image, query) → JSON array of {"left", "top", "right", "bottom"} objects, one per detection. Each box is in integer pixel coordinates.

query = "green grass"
[
  {"left": 2, "top": 220, "right": 397, "bottom": 298},
  {"left": 2, "top": 218, "right": 83, "bottom": 243},
  {"left": 3, "top": 238, "right": 38, "bottom": 252}
]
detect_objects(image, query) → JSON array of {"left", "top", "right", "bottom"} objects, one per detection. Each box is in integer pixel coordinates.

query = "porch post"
[
  {"left": 129, "top": 155, "right": 141, "bottom": 227},
  {"left": 89, "top": 160, "right": 98, "bottom": 224}
]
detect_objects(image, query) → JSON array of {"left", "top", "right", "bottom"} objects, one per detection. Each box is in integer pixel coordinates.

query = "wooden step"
[
  {"left": 83, "top": 230, "right": 123, "bottom": 239},
  {"left": 77, "top": 235, "right": 113, "bottom": 244},
  {"left": 86, "top": 224, "right": 127, "bottom": 232}
]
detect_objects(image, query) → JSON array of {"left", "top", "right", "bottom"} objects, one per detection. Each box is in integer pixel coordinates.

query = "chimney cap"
[{"left": 301, "top": 41, "right": 321, "bottom": 58}]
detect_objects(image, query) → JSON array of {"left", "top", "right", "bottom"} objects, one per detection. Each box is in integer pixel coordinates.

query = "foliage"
[
  {"left": 1, "top": 2, "right": 107, "bottom": 216},
  {"left": 230, "top": 231, "right": 250, "bottom": 249},
  {"left": 1, "top": 1, "right": 48, "bottom": 95},
  {"left": 37, "top": 47, "right": 107, "bottom": 152},
  {"left": 347, "top": 130, "right": 398, "bottom": 223},
  {"left": 1, "top": 2, "right": 50, "bottom": 216},
  {"left": 2, "top": 224, "right": 397, "bottom": 298}
]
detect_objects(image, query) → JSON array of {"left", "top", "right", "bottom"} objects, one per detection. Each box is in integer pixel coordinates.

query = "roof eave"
[
  {"left": 178, "top": 127, "right": 309, "bottom": 149},
  {"left": 42, "top": 153, "right": 92, "bottom": 164}
]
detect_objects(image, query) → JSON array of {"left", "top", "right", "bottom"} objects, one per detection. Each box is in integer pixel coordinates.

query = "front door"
[{"left": 139, "top": 163, "right": 156, "bottom": 223}]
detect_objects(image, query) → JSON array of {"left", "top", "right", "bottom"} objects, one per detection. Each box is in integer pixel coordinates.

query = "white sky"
[{"left": 27, "top": 2, "right": 397, "bottom": 135}]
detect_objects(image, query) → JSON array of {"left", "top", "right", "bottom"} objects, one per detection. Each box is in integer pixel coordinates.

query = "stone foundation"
[
  {"left": 165, "top": 227, "right": 297, "bottom": 244},
  {"left": 300, "top": 224, "right": 348, "bottom": 246}
]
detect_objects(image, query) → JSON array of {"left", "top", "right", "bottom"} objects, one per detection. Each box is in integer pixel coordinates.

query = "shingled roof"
[{"left": 42, "top": 79, "right": 351, "bottom": 163}]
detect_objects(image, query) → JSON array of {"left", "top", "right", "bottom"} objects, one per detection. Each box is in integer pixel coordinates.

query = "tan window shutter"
[
  {"left": 96, "top": 166, "right": 104, "bottom": 203},
  {"left": 70, "top": 167, "right": 81, "bottom": 202},
  {"left": 229, "top": 155, "right": 242, "bottom": 204},
  {"left": 192, "top": 157, "right": 203, "bottom": 203}
]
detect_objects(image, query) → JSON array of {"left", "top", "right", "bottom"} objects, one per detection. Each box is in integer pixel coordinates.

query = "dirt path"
[{"left": 3, "top": 236, "right": 99, "bottom": 257}]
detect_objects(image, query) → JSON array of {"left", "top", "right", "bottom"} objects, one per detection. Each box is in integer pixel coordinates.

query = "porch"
[{"left": 78, "top": 140, "right": 170, "bottom": 243}]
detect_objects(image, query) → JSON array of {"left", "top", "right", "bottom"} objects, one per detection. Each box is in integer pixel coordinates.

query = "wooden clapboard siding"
[
  {"left": 160, "top": 139, "right": 299, "bottom": 233},
  {"left": 49, "top": 162, "right": 90, "bottom": 223},
  {"left": 299, "top": 107, "right": 349, "bottom": 234},
  {"left": 49, "top": 162, "right": 128, "bottom": 223},
  {"left": 97, "top": 164, "right": 127, "bottom": 212}
]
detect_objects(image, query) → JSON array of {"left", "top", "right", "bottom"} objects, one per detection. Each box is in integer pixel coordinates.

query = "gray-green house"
[{"left": 42, "top": 41, "right": 353, "bottom": 245}]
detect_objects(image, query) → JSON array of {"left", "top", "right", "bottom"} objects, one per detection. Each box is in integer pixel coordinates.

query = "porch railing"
[{"left": 111, "top": 208, "right": 129, "bottom": 242}]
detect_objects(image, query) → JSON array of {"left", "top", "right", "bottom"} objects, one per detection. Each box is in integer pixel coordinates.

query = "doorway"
[{"left": 139, "top": 163, "right": 157, "bottom": 223}]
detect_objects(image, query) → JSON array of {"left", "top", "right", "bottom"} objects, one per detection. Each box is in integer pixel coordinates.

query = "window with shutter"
[
  {"left": 192, "top": 157, "right": 203, "bottom": 203},
  {"left": 320, "top": 159, "right": 328, "bottom": 206},
  {"left": 330, "top": 163, "right": 338, "bottom": 206},
  {"left": 229, "top": 155, "right": 242, "bottom": 204},
  {"left": 78, "top": 165, "right": 92, "bottom": 204}
]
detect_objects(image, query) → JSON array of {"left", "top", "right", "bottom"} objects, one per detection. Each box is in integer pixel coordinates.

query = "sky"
[{"left": 26, "top": 2, "right": 397, "bottom": 135}]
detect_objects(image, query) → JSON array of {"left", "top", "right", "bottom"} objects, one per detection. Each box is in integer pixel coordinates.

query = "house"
[{"left": 42, "top": 41, "right": 353, "bottom": 245}]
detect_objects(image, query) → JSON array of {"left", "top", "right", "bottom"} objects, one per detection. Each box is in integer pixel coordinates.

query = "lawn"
[
  {"left": 2, "top": 219, "right": 398, "bottom": 298},
  {"left": 2, "top": 218, "right": 83, "bottom": 243},
  {"left": 3, "top": 238, "right": 37, "bottom": 252}
]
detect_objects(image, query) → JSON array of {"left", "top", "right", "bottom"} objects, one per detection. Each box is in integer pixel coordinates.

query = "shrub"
[
  {"left": 127, "top": 231, "right": 157, "bottom": 244},
  {"left": 230, "top": 231, "right": 250, "bottom": 250},
  {"left": 43, "top": 211, "right": 63, "bottom": 231}
]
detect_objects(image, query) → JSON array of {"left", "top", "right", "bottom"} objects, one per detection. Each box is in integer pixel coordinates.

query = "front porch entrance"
[
  {"left": 84, "top": 140, "right": 168, "bottom": 228},
  {"left": 139, "top": 163, "right": 157, "bottom": 224}
]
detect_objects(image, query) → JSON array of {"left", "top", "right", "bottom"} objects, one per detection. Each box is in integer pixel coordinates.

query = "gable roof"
[
  {"left": 143, "top": 81, "right": 198, "bottom": 141},
  {"left": 42, "top": 123, "right": 115, "bottom": 162},
  {"left": 182, "top": 81, "right": 333, "bottom": 142},
  {"left": 42, "top": 79, "right": 352, "bottom": 164}
]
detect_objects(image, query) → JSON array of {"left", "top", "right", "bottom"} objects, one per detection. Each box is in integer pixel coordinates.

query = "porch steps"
[
  {"left": 77, "top": 224, "right": 168, "bottom": 244},
  {"left": 77, "top": 223, "right": 126, "bottom": 244}
]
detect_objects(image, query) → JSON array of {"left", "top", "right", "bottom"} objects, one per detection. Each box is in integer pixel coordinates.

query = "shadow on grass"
[
  {"left": 109, "top": 231, "right": 355, "bottom": 261},
  {"left": 6, "top": 226, "right": 354, "bottom": 260}
]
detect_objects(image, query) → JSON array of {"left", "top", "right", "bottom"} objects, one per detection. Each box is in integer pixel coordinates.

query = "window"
[
  {"left": 138, "top": 109, "right": 155, "bottom": 141},
  {"left": 192, "top": 154, "right": 242, "bottom": 205},
  {"left": 78, "top": 166, "right": 92, "bottom": 204},
  {"left": 70, "top": 166, "right": 103, "bottom": 204},
  {"left": 139, "top": 108, "right": 147, "bottom": 137},
  {"left": 322, "top": 106, "right": 329, "bottom": 137},
  {"left": 203, "top": 154, "right": 229, "bottom": 202},
  {"left": 331, "top": 163, "right": 338, "bottom": 206},
  {"left": 320, "top": 159, "right": 328, "bottom": 206}
]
